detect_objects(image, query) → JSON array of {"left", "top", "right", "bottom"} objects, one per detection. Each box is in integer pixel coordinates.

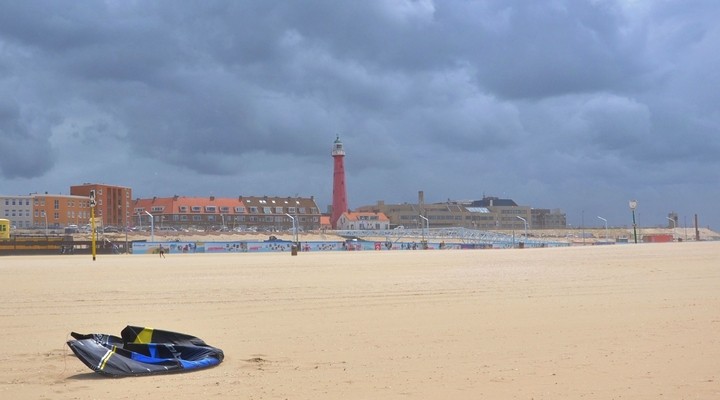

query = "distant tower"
[{"left": 331, "top": 135, "right": 348, "bottom": 229}]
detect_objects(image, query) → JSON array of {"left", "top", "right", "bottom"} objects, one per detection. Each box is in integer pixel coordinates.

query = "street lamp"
[
  {"left": 41, "top": 211, "right": 48, "bottom": 235},
  {"left": 629, "top": 200, "right": 638, "bottom": 244},
  {"left": 144, "top": 211, "right": 154, "bottom": 242},
  {"left": 666, "top": 216, "right": 676, "bottom": 241},
  {"left": 285, "top": 213, "right": 297, "bottom": 244},
  {"left": 419, "top": 215, "right": 429, "bottom": 244},
  {"left": 516, "top": 216, "right": 528, "bottom": 240},
  {"left": 597, "top": 216, "right": 608, "bottom": 241}
]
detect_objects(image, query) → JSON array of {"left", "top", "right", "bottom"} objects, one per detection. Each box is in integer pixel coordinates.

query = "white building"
[
  {"left": 0, "top": 195, "right": 33, "bottom": 228},
  {"left": 336, "top": 211, "right": 390, "bottom": 231}
]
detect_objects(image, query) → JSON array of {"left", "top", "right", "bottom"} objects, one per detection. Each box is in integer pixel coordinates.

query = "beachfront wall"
[{"left": 132, "top": 240, "right": 493, "bottom": 254}]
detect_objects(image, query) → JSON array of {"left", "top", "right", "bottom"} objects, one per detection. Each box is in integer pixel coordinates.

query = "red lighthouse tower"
[{"left": 331, "top": 135, "right": 348, "bottom": 229}]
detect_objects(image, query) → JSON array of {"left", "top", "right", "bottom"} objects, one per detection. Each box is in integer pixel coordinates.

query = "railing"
[{"left": 334, "top": 227, "right": 569, "bottom": 248}]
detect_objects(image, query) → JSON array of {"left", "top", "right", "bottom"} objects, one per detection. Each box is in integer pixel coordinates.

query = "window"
[
  {"left": 191, "top": 206, "right": 202, "bottom": 212},
  {"left": 275, "top": 207, "right": 284, "bottom": 213},
  {"left": 287, "top": 207, "right": 296, "bottom": 214},
  {"left": 249, "top": 207, "right": 258, "bottom": 213},
  {"left": 234, "top": 207, "right": 245, "bottom": 213},
  {"left": 179, "top": 206, "right": 188, "bottom": 212},
  {"left": 151, "top": 206, "right": 164, "bottom": 212},
  {"left": 205, "top": 206, "right": 217, "bottom": 213},
  {"left": 192, "top": 215, "right": 202, "bottom": 221},
  {"left": 207, "top": 215, "right": 216, "bottom": 222},
  {"left": 263, "top": 207, "right": 272, "bottom": 214},
  {"left": 54, "top": 199, "right": 60, "bottom": 209},
  {"left": 220, "top": 207, "right": 230, "bottom": 213}
]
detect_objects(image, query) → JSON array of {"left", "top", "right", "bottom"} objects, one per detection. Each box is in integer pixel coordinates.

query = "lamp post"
[
  {"left": 418, "top": 215, "right": 430, "bottom": 240},
  {"left": 144, "top": 211, "right": 154, "bottom": 242},
  {"left": 285, "top": 213, "right": 297, "bottom": 244},
  {"left": 41, "top": 211, "right": 48, "bottom": 235},
  {"left": 597, "top": 216, "right": 608, "bottom": 241},
  {"left": 629, "top": 200, "right": 638, "bottom": 244},
  {"left": 516, "top": 216, "right": 528, "bottom": 241},
  {"left": 666, "top": 216, "right": 676, "bottom": 241},
  {"left": 90, "top": 190, "right": 97, "bottom": 261}
]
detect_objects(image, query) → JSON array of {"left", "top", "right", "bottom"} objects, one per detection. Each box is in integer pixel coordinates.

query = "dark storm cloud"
[
  {"left": 0, "top": 102, "right": 55, "bottom": 178},
  {"left": 0, "top": 0, "right": 718, "bottom": 227}
]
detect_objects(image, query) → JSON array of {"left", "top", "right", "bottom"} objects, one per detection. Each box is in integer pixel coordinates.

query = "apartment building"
[
  {"left": 70, "top": 183, "right": 133, "bottom": 227},
  {"left": 132, "top": 195, "right": 321, "bottom": 231}
]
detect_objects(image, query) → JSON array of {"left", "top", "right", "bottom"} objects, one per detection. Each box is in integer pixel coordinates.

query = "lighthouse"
[{"left": 331, "top": 135, "right": 348, "bottom": 229}]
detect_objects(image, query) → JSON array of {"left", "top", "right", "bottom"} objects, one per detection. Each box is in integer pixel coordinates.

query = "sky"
[{"left": 1, "top": 0, "right": 718, "bottom": 230}]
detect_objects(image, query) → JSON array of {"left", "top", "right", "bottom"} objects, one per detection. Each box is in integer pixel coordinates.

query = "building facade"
[
  {"left": 32, "top": 194, "right": 92, "bottom": 230},
  {"left": 356, "top": 194, "right": 566, "bottom": 230},
  {"left": 70, "top": 183, "right": 133, "bottom": 228},
  {"left": 1, "top": 193, "right": 92, "bottom": 230},
  {"left": 530, "top": 208, "right": 567, "bottom": 229},
  {"left": 132, "top": 195, "right": 321, "bottom": 232},
  {"left": 1, "top": 195, "right": 33, "bottom": 229},
  {"left": 336, "top": 211, "right": 390, "bottom": 231}
]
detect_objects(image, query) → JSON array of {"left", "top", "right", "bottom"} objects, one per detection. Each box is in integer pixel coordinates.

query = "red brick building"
[{"left": 70, "top": 183, "right": 133, "bottom": 228}]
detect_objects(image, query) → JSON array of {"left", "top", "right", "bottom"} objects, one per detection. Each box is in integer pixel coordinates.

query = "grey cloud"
[
  {"left": 0, "top": 102, "right": 55, "bottom": 178},
  {"left": 0, "top": 0, "right": 718, "bottom": 228}
]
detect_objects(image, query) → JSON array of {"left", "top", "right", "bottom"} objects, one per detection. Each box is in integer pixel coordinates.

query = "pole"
[
  {"left": 419, "top": 215, "right": 429, "bottom": 249},
  {"left": 144, "top": 211, "right": 154, "bottom": 242},
  {"left": 629, "top": 200, "right": 638, "bottom": 244},
  {"left": 597, "top": 216, "right": 608, "bottom": 241},
  {"left": 91, "top": 206, "right": 97, "bottom": 261},
  {"left": 632, "top": 209, "right": 638, "bottom": 243},
  {"left": 285, "top": 214, "right": 297, "bottom": 243},
  {"left": 666, "top": 217, "right": 676, "bottom": 241},
  {"left": 89, "top": 190, "right": 97, "bottom": 261},
  {"left": 516, "top": 216, "right": 527, "bottom": 241}
]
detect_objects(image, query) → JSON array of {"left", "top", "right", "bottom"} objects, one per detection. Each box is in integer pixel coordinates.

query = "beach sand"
[{"left": 1, "top": 242, "right": 718, "bottom": 399}]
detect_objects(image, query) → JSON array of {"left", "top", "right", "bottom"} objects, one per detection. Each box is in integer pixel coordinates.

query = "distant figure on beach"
[{"left": 159, "top": 245, "right": 166, "bottom": 258}]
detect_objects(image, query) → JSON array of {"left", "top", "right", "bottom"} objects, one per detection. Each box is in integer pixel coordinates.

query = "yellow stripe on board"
[
  {"left": 134, "top": 327, "right": 154, "bottom": 344},
  {"left": 98, "top": 346, "right": 117, "bottom": 370}
]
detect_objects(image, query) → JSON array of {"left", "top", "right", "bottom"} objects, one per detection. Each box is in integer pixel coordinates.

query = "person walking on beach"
[{"left": 159, "top": 245, "right": 166, "bottom": 258}]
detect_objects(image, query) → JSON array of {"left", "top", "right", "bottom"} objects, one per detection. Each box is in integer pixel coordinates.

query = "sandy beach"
[{"left": 1, "top": 242, "right": 718, "bottom": 399}]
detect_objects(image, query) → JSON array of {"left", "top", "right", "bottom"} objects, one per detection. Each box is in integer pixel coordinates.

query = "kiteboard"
[{"left": 66, "top": 325, "right": 224, "bottom": 377}]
